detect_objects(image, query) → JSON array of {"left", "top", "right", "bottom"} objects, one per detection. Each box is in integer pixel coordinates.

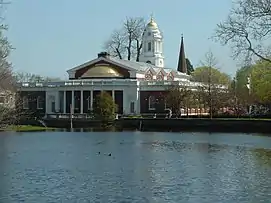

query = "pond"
[{"left": 0, "top": 131, "right": 271, "bottom": 202}]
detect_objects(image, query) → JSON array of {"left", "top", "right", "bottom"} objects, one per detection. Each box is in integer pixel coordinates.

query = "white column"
[
  {"left": 90, "top": 90, "right": 93, "bottom": 110},
  {"left": 63, "top": 91, "right": 66, "bottom": 114},
  {"left": 71, "top": 90, "right": 74, "bottom": 114},
  {"left": 45, "top": 91, "right": 49, "bottom": 114},
  {"left": 123, "top": 89, "right": 127, "bottom": 115},
  {"left": 80, "top": 90, "right": 84, "bottom": 114},
  {"left": 55, "top": 91, "right": 60, "bottom": 112},
  {"left": 112, "top": 90, "right": 115, "bottom": 102}
]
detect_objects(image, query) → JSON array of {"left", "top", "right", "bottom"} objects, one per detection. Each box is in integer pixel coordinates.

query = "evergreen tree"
[{"left": 93, "top": 91, "right": 117, "bottom": 122}]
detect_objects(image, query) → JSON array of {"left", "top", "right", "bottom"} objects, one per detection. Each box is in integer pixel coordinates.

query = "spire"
[{"left": 177, "top": 35, "right": 187, "bottom": 74}]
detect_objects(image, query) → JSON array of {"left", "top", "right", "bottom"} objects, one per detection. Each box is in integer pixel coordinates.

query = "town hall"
[{"left": 18, "top": 16, "right": 202, "bottom": 117}]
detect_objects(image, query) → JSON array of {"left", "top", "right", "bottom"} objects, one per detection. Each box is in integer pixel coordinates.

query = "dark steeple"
[{"left": 177, "top": 35, "right": 187, "bottom": 74}]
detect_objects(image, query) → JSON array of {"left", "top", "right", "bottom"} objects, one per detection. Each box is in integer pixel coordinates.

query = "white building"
[{"left": 17, "top": 16, "right": 202, "bottom": 117}]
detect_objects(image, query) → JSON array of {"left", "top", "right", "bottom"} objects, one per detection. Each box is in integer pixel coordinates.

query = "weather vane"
[{"left": 150, "top": 13, "right": 154, "bottom": 20}]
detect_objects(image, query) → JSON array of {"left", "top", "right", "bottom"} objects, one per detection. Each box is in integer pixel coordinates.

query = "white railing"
[
  {"left": 139, "top": 80, "right": 228, "bottom": 89},
  {"left": 17, "top": 79, "right": 228, "bottom": 90},
  {"left": 18, "top": 79, "right": 138, "bottom": 88}
]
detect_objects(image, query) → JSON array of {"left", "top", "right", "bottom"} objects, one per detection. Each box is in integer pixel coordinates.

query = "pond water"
[{"left": 0, "top": 131, "right": 271, "bottom": 202}]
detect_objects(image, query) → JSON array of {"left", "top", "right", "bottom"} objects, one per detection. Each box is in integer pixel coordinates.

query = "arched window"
[{"left": 148, "top": 42, "right": 151, "bottom": 51}]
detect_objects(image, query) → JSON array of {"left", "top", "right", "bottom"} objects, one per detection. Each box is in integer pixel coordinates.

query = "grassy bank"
[{"left": 0, "top": 125, "right": 56, "bottom": 132}]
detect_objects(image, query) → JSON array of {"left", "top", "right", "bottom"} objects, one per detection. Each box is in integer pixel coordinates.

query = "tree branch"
[
  {"left": 104, "top": 17, "right": 145, "bottom": 61},
  {"left": 213, "top": 0, "right": 271, "bottom": 63}
]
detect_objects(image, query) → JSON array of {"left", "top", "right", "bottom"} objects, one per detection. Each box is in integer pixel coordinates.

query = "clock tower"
[{"left": 139, "top": 15, "right": 164, "bottom": 68}]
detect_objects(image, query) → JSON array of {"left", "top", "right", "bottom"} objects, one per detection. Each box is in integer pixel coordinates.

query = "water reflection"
[
  {"left": 253, "top": 148, "right": 271, "bottom": 167},
  {"left": 0, "top": 132, "right": 271, "bottom": 202},
  {"left": 57, "top": 126, "right": 119, "bottom": 132}
]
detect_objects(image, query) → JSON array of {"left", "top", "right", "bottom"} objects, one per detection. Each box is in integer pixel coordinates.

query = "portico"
[{"left": 24, "top": 78, "right": 140, "bottom": 116}]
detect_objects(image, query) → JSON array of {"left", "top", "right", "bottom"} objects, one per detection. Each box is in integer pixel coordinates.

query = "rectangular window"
[
  {"left": 148, "top": 42, "right": 151, "bottom": 51},
  {"left": 130, "top": 102, "right": 135, "bottom": 113},
  {"left": 51, "top": 101, "right": 55, "bottom": 112},
  {"left": 164, "top": 98, "right": 170, "bottom": 109},
  {"left": 148, "top": 96, "right": 156, "bottom": 110},
  {"left": 74, "top": 96, "right": 79, "bottom": 110},
  {"left": 23, "top": 96, "right": 29, "bottom": 109},
  {"left": 0, "top": 96, "right": 5, "bottom": 104},
  {"left": 37, "top": 96, "right": 44, "bottom": 109}
]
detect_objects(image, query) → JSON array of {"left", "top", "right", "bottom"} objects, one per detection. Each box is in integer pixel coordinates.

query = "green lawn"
[{"left": 0, "top": 125, "right": 56, "bottom": 132}]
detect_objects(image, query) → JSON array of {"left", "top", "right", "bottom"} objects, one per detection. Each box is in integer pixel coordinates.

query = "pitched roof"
[{"left": 67, "top": 54, "right": 189, "bottom": 78}]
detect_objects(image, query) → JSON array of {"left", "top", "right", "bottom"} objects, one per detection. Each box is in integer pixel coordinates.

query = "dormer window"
[
  {"left": 156, "top": 71, "right": 164, "bottom": 80},
  {"left": 146, "top": 61, "right": 152, "bottom": 64},
  {"left": 167, "top": 72, "right": 174, "bottom": 81},
  {"left": 145, "top": 69, "right": 153, "bottom": 80}
]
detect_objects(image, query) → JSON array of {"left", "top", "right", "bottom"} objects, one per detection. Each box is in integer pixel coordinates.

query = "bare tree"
[
  {"left": 0, "top": 1, "right": 27, "bottom": 127},
  {"left": 104, "top": 17, "right": 145, "bottom": 61},
  {"left": 165, "top": 84, "right": 193, "bottom": 117},
  {"left": 193, "top": 51, "right": 231, "bottom": 118},
  {"left": 214, "top": 0, "right": 271, "bottom": 63},
  {"left": 104, "top": 29, "right": 126, "bottom": 60},
  {"left": 14, "top": 72, "right": 61, "bottom": 83}
]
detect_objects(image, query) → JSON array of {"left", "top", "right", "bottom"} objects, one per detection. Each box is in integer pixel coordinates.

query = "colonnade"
[{"left": 62, "top": 90, "right": 115, "bottom": 114}]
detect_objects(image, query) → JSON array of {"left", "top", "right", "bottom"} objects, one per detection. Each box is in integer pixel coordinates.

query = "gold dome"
[
  {"left": 81, "top": 65, "right": 123, "bottom": 78},
  {"left": 147, "top": 15, "right": 158, "bottom": 28}
]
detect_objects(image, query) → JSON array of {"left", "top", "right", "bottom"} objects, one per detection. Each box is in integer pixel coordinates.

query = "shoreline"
[
  {"left": 1, "top": 118, "right": 271, "bottom": 133},
  {"left": 0, "top": 125, "right": 55, "bottom": 132},
  {"left": 117, "top": 118, "right": 271, "bottom": 133}
]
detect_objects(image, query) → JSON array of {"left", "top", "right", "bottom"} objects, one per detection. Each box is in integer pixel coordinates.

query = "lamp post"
[
  {"left": 208, "top": 66, "right": 212, "bottom": 119},
  {"left": 246, "top": 75, "right": 252, "bottom": 115},
  {"left": 232, "top": 77, "right": 237, "bottom": 115}
]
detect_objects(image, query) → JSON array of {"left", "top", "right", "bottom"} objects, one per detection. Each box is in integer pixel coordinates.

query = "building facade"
[{"left": 17, "top": 17, "right": 204, "bottom": 117}]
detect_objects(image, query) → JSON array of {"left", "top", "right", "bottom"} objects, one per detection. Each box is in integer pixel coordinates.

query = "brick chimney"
[{"left": 98, "top": 52, "right": 110, "bottom": 58}]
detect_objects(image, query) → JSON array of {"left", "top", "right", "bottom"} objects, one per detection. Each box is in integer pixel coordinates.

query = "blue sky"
[{"left": 6, "top": 0, "right": 237, "bottom": 79}]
